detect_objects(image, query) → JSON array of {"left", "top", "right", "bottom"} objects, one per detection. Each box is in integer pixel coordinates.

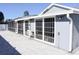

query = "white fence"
[{"left": 0, "top": 24, "right": 8, "bottom": 31}]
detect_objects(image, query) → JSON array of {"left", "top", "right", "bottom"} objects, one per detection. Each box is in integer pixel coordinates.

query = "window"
[
  {"left": 44, "top": 18, "right": 54, "bottom": 43},
  {"left": 56, "top": 14, "right": 70, "bottom": 21}
]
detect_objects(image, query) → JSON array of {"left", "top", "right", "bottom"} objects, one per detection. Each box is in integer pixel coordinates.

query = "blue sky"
[
  {"left": 0, "top": 3, "right": 79, "bottom": 20},
  {"left": 0, "top": 3, "right": 50, "bottom": 19}
]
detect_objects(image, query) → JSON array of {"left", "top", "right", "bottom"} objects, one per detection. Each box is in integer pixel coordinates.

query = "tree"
[
  {"left": 5, "top": 19, "right": 12, "bottom": 24},
  {"left": 24, "top": 10, "right": 29, "bottom": 16},
  {"left": 0, "top": 11, "right": 4, "bottom": 23}
]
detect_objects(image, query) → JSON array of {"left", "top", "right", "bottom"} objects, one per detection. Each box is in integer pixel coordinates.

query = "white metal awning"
[{"left": 14, "top": 10, "right": 74, "bottom": 22}]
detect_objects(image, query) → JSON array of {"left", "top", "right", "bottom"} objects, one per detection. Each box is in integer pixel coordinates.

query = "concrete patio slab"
[{"left": 0, "top": 31, "right": 79, "bottom": 55}]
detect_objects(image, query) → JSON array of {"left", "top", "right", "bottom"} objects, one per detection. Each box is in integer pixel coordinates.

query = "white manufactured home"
[{"left": 8, "top": 4, "right": 79, "bottom": 52}]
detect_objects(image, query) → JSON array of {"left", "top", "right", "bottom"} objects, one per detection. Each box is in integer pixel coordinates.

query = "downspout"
[
  {"left": 15, "top": 21, "right": 18, "bottom": 34},
  {"left": 66, "top": 14, "right": 73, "bottom": 52}
]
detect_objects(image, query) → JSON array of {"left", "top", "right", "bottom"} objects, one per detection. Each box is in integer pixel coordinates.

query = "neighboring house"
[
  {"left": 8, "top": 3, "right": 79, "bottom": 52},
  {"left": 0, "top": 11, "right": 4, "bottom": 24}
]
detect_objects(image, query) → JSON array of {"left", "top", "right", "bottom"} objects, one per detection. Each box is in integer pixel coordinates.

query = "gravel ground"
[{"left": 0, "top": 31, "right": 79, "bottom": 55}]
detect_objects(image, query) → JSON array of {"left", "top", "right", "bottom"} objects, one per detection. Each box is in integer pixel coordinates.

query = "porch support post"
[
  {"left": 34, "top": 19, "right": 36, "bottom": 39},
  {"left": 16, "top": 21, "right": 18, "bottom": 33},
  {"left": 42, "top": 18, "right": 44, "bottom": 41},
  {"left": 28, "top": 21, "right": 30, "bottom": 38},
  {"left": 23, "top": 21, "right": 25, "bottom": 36}
]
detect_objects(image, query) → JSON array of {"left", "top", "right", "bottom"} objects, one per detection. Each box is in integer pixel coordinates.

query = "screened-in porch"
[
  {"left": 24, "top": 17, "right": 55, "bottom": 44},
  {"left": 13, "top": 16, "right": 55, "bottom": 44},
  {"left": 8, "top": 14, "right": 70, "bottom": 45},
  {"left": 7, "top": 13, "right": 74, "bottom": 52}
]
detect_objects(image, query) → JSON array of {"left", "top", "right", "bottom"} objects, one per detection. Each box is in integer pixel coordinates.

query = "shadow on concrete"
[{"left": 0, "top": 35, "right": 21, "bottom": 55}]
